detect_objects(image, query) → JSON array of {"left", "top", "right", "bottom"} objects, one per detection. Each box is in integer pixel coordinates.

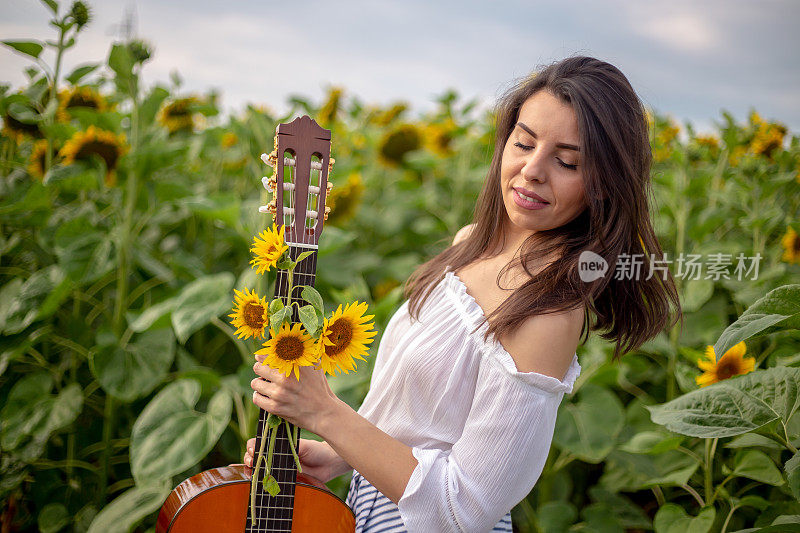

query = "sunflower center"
[
  {"left": 75, "top": 140, "right": 119, "bottom": 170},
  {"left": 243, "top": 302, "right": 265, "bottom": 329},
  {"left": 793, "top": 236, "right": 800, "bottom": 253},
  {"left": 68, "top": 95, "right": 99, "bottom": 109},
  {"left": 276, "top": 336, "right": 305, "bottom": 361},
  {"left": 325, "top": 318, "right": 353, "bottom": 356},
  {"left": 716, "top": 361, "right": 739, "bottom": 380}
]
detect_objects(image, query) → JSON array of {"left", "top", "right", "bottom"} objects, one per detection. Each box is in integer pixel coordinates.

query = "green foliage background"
[{"left": 1, "top": 2, "right": 800, "bottom": 532}]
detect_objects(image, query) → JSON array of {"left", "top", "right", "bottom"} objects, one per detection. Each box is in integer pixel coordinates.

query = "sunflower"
[
  {"left": 58, "top": 125, "right": 128, "bottom": 186},
  {"left": 326, "top": 172, "right": 364, "bottom": 225},
  {"left": 158, "top": 96, "right": 199, "bottom": 134},
  {"left": 749, "top": 120, "right": 787, "bottom": 161},
  {"left": 367, "top": 102, "right": 408, "bottom": 127},
  {"left": 653, "top": 119, "right": 680, "bottom": 163},
  {"left": 250, "top": 224, "right": 288, "bottom": 274},
  {"left": 228, "top": 287, "right": 269, "bottom": 339},
  {"left": 317, "top": 301, "right": 376, "bottom": 376},
  {"left": 57, "top": 86, "right": 108, "bottom": 122},
  {"left": 695, "top": 341, "right": 755, "bottom": 387},
  {"left": 27, "top": 140, "right": 51, "bottom": 180},
  {"left": 781, "top": 227, "right": 800, "bottom": 264},
  {"left": 318, "top": 86, "right": 344, "bottom": 127},
  {"left": 378, "top": 123, "right": 422, "bottom": 167},
  {"left": 221, "top": 132, "right": 238, "bottom": 148},
  {"left": 256, "top": 322, "right": 319, "bottom": 380},
  {"left": 424, "top": 119, "right": 457, "bottom": 158}
]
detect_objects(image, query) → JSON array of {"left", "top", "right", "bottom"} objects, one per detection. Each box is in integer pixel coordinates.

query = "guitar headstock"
[{"left": 259, "top": 115, "right": 334, "bottom": 246}]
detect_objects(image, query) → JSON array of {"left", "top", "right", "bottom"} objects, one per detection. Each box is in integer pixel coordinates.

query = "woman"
[{"left": 244, "top": 55, "right": 682, "bottom": 532}]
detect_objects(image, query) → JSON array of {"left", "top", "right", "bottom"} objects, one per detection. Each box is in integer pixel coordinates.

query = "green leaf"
[
  {"left": 86, "top": 482, "right": 171, "bottom": 533},
  {"left": 681, "top": 278, "right": 714, "bottom": 313},
  {"left": 90, "top": 329, "right": 175, "bottom": 401},
  {"left": 129, "top": 297, "right": 177, "bottom": 332},
  {"left": 0, "top": 374, "right": 82, "bottom": 458},
  {"left": 0, "top": 373, "right": 52, "bottom": 450},
  {"left": 618, "top": 431, "right": 684, "bottom": 455},
  {"left": 40, "top": 0, "right": 58, "bottom": 14},
  {"left": 646, "top": 367, "right": 800, "bottom": 438},
  {"left": 599, "top": 450, "right": 699, "bottom": 492},
  {"left": 2, "top": 265, "right": 66, "bottom": 335},
  {"left": 298, "top": 304, "right": 318, "bottom": 334},
  {"left": 107, "top": 43, "right": 133, "bottom": 81},
  {"left": 171, "top": 272, "right": 235, "bottom": 344},
  {"left": 1, "top": 40, "right": 44, "bottom": 60},
  {"left": 276, "top": 257, "right": 295, "bottom": 270},
  {"left": 38, "top": 503, "right": 69, "bottom": 533},
  {"left": 7, "top": 101, "right": 39, "bottom": 123},
  {"left": 182, "top": 192, "right": 240, "bottom": 227},
  {"left": 536, "top": 501, "right": 577, "bottom": 533},
  {"left": 270, "top": 307, "right": 290, "bottom": 334},
  {"left": 263, "top": 473, "right": 280, "bottom": 496},
  {"left": 130, "top": 379, "right": 231, "bottom": 485},
  {"left": 65, "top": 63, "right": 99, "bottom": 84},
  {"left": 54, "top": 219, "right": 115, "bottom": 284},
  {"left": 653, "top": 504, "right": 715, "bottom": 533},
  {"left": 269, "top": 298, "right": 284, "bottom": 315},
  {"left": 301, "top": 285, "right": 324, "bottom": 312},
  {"left": 714, "top": 284, "right": 800, "bottom": 361},
  {"left": 553, "top": 384, "right": 625, "bottom": 463},
  {"left": 727, "top": 449, "right": 784, "bottom": 485},
  {"left": 785, "top": 450, "right": 800, "bottom": 500},
  {"left": 295, "top": 250, "right": 314, "bottom": 263}
]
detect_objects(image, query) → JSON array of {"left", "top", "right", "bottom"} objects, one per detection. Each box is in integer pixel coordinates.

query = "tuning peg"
[
  {"left": 261, "top": 176, "right": 276, "bottom": 193},
  {"left": 260, "top": 151, "right": 278, "bottom": 168},
  {"left": 326, "top": 181, "right": 333, "bottom": 193},
  {"left": 258, "top": 197, "right": 277, "bottom": 215},
  {"left": 328, "top": 157, "right": 335, "bottom": 174},
  {"left": 323, "top": 205, "right": 331, "bottom": 221}
]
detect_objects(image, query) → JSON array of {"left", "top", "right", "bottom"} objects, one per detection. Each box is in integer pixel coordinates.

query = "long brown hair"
[{"left": 404, "top": 55, "right": 682, "bottom": 362}]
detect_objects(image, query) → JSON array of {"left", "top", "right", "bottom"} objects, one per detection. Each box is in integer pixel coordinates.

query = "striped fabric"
[{"left": 346, "top": 470, "right": 513, "bottom": 533}]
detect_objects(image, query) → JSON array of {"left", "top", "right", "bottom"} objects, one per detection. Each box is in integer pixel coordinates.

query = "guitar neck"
[{"left": 247, "top": 243, "right": 318, "bottom": 533}]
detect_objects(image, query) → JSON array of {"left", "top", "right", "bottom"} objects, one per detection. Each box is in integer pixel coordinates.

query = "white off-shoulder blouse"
[{"left": 351, "top": 267, "right": 582, "bottom": 532}]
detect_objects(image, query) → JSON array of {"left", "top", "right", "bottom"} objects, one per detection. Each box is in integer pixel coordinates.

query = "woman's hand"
[
  {"left": 250, "top": 358, "right": 343, "bottom": 437},
  {"left": 243, "top": 437, "right": 344, "bottom": 483}
]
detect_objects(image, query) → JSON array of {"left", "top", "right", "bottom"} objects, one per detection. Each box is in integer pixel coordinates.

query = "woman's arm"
[
  {"left": 315, "top": 399, "right": 418, "bottom": 504},
  {"left": 250, "top": 363, "right": 419, "bottom": 503}
]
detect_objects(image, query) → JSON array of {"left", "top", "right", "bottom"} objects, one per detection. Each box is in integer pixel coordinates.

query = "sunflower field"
[{"left": 2, "top": 2, "right": 800, "bottom": 532}]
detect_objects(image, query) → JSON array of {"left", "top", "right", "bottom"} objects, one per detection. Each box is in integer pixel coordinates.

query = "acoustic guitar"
[{"left": 156, "top": 116, "right": 356, "bottom": 532}]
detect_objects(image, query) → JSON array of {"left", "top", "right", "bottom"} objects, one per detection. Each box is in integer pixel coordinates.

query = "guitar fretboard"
[{"left": 246, "top": 243, "right": 318, "bottom": 533}]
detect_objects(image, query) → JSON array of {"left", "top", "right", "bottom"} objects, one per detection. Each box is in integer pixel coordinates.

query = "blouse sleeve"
[{"left": 396, "top": 341, "right": 579, "bottom": 533}]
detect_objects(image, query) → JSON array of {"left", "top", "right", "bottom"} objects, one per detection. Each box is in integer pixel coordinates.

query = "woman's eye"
[{"left": 514, "top": 142, "right": 579, "bottom": 170}]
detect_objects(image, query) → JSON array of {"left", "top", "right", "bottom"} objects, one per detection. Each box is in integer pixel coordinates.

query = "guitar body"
[{"left": 156, "top": 465, "right": 355, "bottom": 532}]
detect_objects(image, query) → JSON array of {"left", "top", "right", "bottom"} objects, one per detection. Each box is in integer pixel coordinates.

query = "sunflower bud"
[
  {"left": 127, "top": 39, "right": 153, "bottom": 65},
  {"left": 69, "top": 1, "right": 91, "bottom": 30}
]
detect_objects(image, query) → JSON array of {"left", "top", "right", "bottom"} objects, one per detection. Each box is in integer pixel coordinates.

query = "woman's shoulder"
[{"left": 452, "top": 223, "right": 476, "bottom": 246}]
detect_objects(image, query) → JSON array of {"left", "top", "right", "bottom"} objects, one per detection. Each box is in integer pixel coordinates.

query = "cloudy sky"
[{"left": 2, "top": 0, "right": 799, "bottom": 136}]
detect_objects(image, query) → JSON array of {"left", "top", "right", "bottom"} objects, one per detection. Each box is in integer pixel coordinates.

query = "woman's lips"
[{"left": 513, "top": 189, "right": 549, "bottom": 210}]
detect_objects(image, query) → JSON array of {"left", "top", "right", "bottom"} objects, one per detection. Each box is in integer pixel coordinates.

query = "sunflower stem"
[
  {"left": 285, "top": 419, "right": 302, "bottom": 473},
  {"left": 44, "top": 18, "right": 68, "bottom": 175},
  {"left": 265, "top": 420, "right": 278, "bottom": 486},
  {"left": 250, "top": 414, "right": 271, "bottom": 526}
]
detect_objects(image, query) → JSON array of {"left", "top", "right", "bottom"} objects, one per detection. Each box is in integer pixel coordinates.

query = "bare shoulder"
[
  {"left": 497, "top": 306, "right": 584, "bottom": 380},
  {"left": 452, "top": 223, "right": 476, "bottom": 245}
]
